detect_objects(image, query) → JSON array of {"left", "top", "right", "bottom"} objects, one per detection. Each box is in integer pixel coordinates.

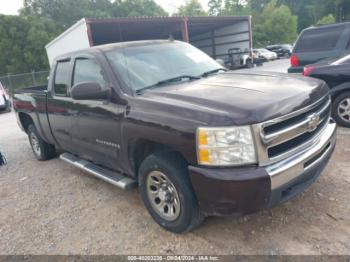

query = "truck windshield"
[{"left": 104, "top": 41, "right": 223, "bottom": 92}]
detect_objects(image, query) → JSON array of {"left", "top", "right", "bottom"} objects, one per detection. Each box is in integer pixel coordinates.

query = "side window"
[
  {"left": 295, "top": 26, "right": 345, "bottom": 53},
  {"left": 54, "top": 61, "right": 71, "bottom": 96},
  {"left": 73, "top": 58, "right": 108, "bottom": 88}
]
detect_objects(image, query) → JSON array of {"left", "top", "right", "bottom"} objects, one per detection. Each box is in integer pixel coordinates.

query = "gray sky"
[{"left": 0, "top": 0, "right": 210, "bottom": 15}]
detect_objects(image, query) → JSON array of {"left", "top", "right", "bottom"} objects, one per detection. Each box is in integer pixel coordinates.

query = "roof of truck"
[
  {"left": 305, "top": 21, "right": 350, "bottom": 31},
  {"left": 53, "top": 39, "right": 179, "bottom": 60}
]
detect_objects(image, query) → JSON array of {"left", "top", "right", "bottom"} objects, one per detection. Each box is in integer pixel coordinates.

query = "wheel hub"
[
  {"left": 158, "top": 188, "right": 169, "bottom": 202},
  {"left": 146, "top": 171, "right": 181, "bottom": 221}
]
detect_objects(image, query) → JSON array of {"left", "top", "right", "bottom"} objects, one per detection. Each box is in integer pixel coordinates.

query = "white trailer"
[{"left": 46, "top": 16, "right": 252, "bottom": 66}]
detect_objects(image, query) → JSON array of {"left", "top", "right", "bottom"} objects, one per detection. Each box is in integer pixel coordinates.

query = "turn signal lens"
[{"left": 198, "top": 130, "right": 208, "bottom": 146}]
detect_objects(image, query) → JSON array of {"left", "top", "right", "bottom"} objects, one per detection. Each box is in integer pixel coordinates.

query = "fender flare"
[{"left": 330, "top": 82, "right": 350, "bottom": 97}]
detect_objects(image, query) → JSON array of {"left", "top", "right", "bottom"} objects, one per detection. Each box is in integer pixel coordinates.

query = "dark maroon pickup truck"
[{"left": 14, "top": 40, "right": 337, "bottom": 233}]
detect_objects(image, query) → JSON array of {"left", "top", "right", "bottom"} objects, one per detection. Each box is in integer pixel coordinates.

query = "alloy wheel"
[
  {"left": 30, "top": 132, "right": 41, "bottom": 157},
  {"left": 338, "top": 98, "right": 350, "bottom": 123}
]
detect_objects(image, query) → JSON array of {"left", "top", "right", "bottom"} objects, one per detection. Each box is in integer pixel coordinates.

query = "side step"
[{"left": 60, "top": 153, "right": 137, "bottom": 190}]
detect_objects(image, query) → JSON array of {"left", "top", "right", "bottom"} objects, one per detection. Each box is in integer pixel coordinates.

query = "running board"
[{"left": 60, "top": 153, "right": 137, "bottom": 190}]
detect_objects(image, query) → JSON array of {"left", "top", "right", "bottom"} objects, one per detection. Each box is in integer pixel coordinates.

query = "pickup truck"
[{"left": 14, "top": 40, "right": 337, "bottom": 233}]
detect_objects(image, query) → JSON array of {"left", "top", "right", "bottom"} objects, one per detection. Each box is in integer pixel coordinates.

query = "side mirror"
[{"left": 71, "top": 82, "right": 108, "bottom": 100}]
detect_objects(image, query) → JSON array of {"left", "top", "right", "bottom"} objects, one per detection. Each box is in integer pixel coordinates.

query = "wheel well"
[
  {"left": 129, "top": 139, "right": 188, "bottom": 176},
  {"left": 18, "top": 113, "right": 34, "bottom": 133},
  {"left": 331, "top": 86, "right": 350, "bottom": 100}
]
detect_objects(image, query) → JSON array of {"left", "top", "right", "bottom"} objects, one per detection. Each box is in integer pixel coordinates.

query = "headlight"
[{"left": 196, "top": 126, "right": 257, "bottom": 166}]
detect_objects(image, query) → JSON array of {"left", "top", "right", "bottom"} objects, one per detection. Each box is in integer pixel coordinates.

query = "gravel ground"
[
  {"left": 1, "top": 111, "right": 349, "bottom": 255},
  {"left": 0, "top": 63, "right": 349, "bottom": 254}
]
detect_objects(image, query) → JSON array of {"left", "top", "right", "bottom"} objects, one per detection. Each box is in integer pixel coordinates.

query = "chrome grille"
[{"left": 253, "top": 96, "right": 331, "bottom": 166}]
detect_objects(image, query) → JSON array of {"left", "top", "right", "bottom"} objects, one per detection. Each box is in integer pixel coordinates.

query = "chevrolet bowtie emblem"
[{"left": 307, "top": 113, "right": 321, "bottom": 132}]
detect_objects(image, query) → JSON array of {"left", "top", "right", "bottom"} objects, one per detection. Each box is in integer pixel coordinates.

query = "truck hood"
[{"left": 141, "top": 72, "right": 329, "bottom": 125}]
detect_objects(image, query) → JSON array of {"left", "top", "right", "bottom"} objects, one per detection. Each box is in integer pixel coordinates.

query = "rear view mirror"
[{"left": 71, "top": 82, "right": 108, "bottom": 100}]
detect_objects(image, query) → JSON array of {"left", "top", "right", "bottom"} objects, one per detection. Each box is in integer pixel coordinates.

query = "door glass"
[
  {"left": 54, "top": 61, "right": 71, "bottom": 96},
  {"left": 73, "top": 58, "right": 108, "bottom": 88}
]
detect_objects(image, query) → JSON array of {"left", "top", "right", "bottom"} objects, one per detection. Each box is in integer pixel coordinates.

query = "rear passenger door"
[
  {"left": 47, "top": 59, "right": 75, "bottom": 153},
  {"left": 70, "top": 55, "right": 124, "bottom": 171}
]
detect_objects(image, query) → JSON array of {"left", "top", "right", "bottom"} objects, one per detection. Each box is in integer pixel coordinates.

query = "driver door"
[{"left": 70, "top": 55, "right": 125, "bottom": 171}]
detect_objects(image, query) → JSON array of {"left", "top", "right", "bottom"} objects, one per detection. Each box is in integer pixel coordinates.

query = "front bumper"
[{"left": 189, "top": 120, "right": 337, "bottom": 216}]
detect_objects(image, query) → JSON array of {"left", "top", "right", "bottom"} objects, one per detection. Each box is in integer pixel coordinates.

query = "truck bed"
[{"left": 15, "top": 85, "right": 47, "bottom": 94}]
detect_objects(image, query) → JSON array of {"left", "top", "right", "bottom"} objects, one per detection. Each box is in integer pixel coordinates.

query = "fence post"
[
  {"left": 32, "top": 70, "right": 36, "bottom": 86},
  {"left": 7, "top": 74, "right": 13, "bottom": 96}
]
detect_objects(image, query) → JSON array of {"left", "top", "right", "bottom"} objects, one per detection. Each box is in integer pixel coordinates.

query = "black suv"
[
  {"left": 289, "top": 22, "right": 350, "bottom": 73},
  {"left": 266, "top": 44, "right": 292, "bottom": 58}
]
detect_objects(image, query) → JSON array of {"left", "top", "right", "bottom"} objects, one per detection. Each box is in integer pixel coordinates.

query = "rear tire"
[
  {"left": 27, "top": 124, "right": 56, "bottom": 161},
  {"left": 138, "top": 152, "right": 204, "bottom": 233},
  {"left": 332, "top": 92, "right": 350, "bottom": 128}
]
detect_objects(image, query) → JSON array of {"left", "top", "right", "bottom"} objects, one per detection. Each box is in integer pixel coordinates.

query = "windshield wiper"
[
  {"left": 136, "top": 75, "right": 200, "bottom": 94},
  {"left": 201, "top": 68, "right": 227, "bottom": 78}
]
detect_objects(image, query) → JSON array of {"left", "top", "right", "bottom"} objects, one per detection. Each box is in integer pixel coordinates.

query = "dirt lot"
[{"left": 0, "top": 109, "right": 349, "bottom": 255}]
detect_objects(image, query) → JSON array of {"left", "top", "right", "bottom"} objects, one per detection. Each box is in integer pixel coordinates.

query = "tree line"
[{"left": 0, "top": 0, "right": 349, "bottom": 75}]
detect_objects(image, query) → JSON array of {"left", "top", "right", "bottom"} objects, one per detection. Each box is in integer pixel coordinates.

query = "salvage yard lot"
[{"left": 0, "top": 61, "right": 349, "bottom": 255}]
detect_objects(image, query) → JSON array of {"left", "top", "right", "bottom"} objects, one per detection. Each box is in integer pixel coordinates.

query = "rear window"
[
  {"left": 54, "top": 61, "right": 71, "bottom": 96},
  {"left": 294, "top": 26, "right": 344, "bottom": 53}
]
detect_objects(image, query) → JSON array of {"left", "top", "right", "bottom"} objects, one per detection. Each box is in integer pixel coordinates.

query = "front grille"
[
  {"left": 264, "top": 96, "right": 329, "bottom": 135},
  {"left": 267, "top": 118, "right": 328, "bottom": 158},
  {"left": 254, "top": 96, "right": 331, "bottom": 165}
]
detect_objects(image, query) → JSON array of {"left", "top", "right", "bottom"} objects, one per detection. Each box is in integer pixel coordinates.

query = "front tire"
[
  {"left": 138, "top": 152, "right": 204, "bottom": 233},
  {"left": 332, "top": 92, "right": 350, "bottom": 128},
  {"left": 27, "top": 124, "right": 56, "bottom": 161}
]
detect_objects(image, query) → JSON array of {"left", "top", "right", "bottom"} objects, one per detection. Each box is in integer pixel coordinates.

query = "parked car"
[
  {"left": 14, "top": 40, "right": 336, "bottom": 233},
  {"left": 254, "top": 48, "right": 278, "bottom": 61},
  {"left": 289, "top": 22, "right": 350, "bottom": 73},
  {"left": 266, "top": 44, "right": 292, "bottom": 58},
  {"left": 303, "top": 54, "right": 350, "bottom": 127},
  {"left": 0, "top": 82, "right": 11, "bottom": 112}
]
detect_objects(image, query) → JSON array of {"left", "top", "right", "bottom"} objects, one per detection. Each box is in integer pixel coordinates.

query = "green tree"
[
  {"left": 208, "top": 0, "right": 251, "bottom": 16},
  {"left": 112, "top": 0, "right": 168, "bottom": 17},
  {"left": 316, "top": 14, "right": 336, "bottom": 25},
  {"left": 22, "top": 0, "right": 114, "bottom": 28},
  {"left": 253, "top": 0, "right": 297, "bottom": 47},
  {"left": 175, "top": 0, "right": 207, "bottom": 16},
  {"left": 22, "top": 0, "right": 167, "bottom": 29},
  {"left": 0, "top": 15, "right": 59, "bottom": 74}
]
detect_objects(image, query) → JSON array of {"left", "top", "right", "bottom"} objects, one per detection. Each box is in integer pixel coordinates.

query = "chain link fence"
[{"left": 0, "top": 71, "right": 50, "bottom": 96}]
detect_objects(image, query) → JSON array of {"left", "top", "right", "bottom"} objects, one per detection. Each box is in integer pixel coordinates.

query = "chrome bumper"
[{"left": 266, "top": 119, "right": 337, "bottom": 191}]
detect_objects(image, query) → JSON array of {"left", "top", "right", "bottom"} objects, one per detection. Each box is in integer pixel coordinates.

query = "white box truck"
[{"left": 46, "top": 16, "right": 253, "bottom": 67}]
